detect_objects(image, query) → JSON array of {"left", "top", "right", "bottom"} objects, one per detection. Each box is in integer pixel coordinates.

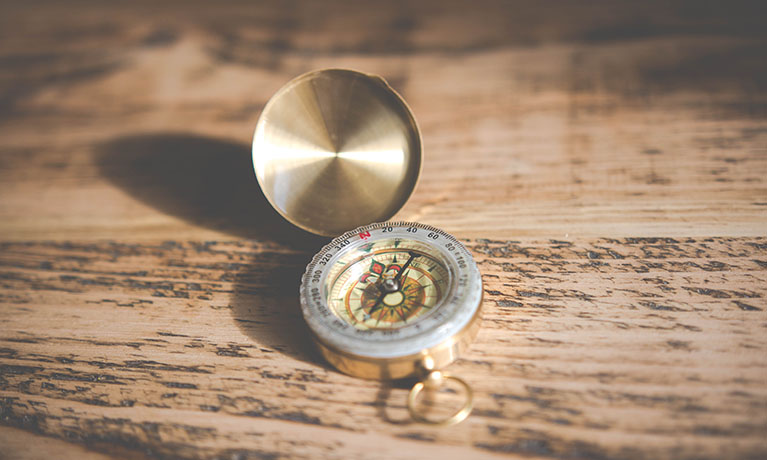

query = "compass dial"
[
  {"left": 300, "top": 222, "right": 483, "bottom": 374},
  {"left": 325, "top": 239, "right": 449, "bottom": 330}
]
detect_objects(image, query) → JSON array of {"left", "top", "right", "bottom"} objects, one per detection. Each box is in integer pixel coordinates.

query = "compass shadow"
[
  {"left": 229, "top": 249, "right": 330, "bottom": 366},
  {"left": 97, "top": 131, "right": 330, "bottom": 364},
  {"left": 374, "top": 380, "right": 417, "bottom": 426},
  {"left": 97, "top": 132, "right": 321, "bottom": 245}
]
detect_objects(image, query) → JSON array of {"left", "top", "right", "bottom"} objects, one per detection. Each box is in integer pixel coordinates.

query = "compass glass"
[
  {"left": 323, "top": 238, "right": 450, "bottom": 330},
  {"left": 301, "top": 222, "right": 483, "bottom": 366}
]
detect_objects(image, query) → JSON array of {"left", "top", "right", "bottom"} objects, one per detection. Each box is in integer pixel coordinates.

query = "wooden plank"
[
  {"left": 0, "top": 1, "right": 765, "bottom": 240},
  {"left": 1, "top": 238, "right": 765, "bottom": 459},
  {"left": 0, "top": 1, "right": 766, "bottom": 459}
]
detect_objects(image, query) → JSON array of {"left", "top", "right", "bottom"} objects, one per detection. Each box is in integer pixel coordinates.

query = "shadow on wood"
[
  {"left": 374, "top": 379, "right": 416, "bottom": 426},
  {"left": 97, "top": 132, "right": 330, "bottom": 364},
  {"left": 228, "top": 248, "right": 329, "bottom": 366},
  {"left": 96, "top": 132, "right": 324, "bottom": 246}
]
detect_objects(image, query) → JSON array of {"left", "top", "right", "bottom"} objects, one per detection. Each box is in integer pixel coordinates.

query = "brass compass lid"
[{"left": 252, "top": 69, "right": 422, "bottom": 237}]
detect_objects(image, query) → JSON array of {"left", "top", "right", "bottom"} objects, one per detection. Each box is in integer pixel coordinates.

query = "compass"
[
  {"left": 300, "top": 221, "right": 483, "bottom": 425},
  {"left": 252, "top": 69, "right": 485, "bottom": 425}
]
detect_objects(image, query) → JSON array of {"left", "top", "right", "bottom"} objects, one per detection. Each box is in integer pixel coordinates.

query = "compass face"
[
  {"left": 300, "top": 222, "right": 483, "bottom": 361},
  {"left": 324, "top": 239, "right": 449, "bottom": 330}
]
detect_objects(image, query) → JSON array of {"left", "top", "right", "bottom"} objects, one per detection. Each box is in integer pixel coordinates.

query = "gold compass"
[
  {"left": 300, "top": 222, "right": 483, "bottom": 426},
  {"left": 252, "top": 69, "right": 484, "bottom": 425}
]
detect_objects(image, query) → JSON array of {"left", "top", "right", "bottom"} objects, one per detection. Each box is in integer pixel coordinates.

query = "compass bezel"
[{"left": 299, "top": 221, "right": 483, "bottom": 379}]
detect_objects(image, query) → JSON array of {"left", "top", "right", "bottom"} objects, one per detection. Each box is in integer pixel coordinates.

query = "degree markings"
[
  {"left": 322, "top": 241, "right": 448, "bottom": 331},
  {"left": 301, "top": 222, "right": 483, "bottom": 354}
]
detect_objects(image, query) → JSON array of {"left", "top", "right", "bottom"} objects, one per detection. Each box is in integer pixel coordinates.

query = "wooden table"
[{"left": 1, "top": 1, "right": 765, "bottom": 459}]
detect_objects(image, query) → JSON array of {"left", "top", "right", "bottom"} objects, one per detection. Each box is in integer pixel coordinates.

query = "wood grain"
[
  {"left": 2, "top": 238, "right": 766, "bottom": 459},
  {"left": 0, "top": 0, "right": 765, "bottom": 241},
  {"left": 0, "top": 1, "right": 766, "bottom": 459}
]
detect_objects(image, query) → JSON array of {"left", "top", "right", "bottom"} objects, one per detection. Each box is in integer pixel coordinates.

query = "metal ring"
[{"left": 407, "top": 372, "right": 473, "bottom": 426}]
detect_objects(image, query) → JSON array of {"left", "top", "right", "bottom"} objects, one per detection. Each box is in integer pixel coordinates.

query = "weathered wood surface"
[
  {"left": 0, "top": 1, "right": 766, "bottom": 459},
  {"left": 0, "top": 0, "right": 765, "bottom": 240},
  {"left": 1, "top": 238, "right": 766, "bottom": 460}
]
